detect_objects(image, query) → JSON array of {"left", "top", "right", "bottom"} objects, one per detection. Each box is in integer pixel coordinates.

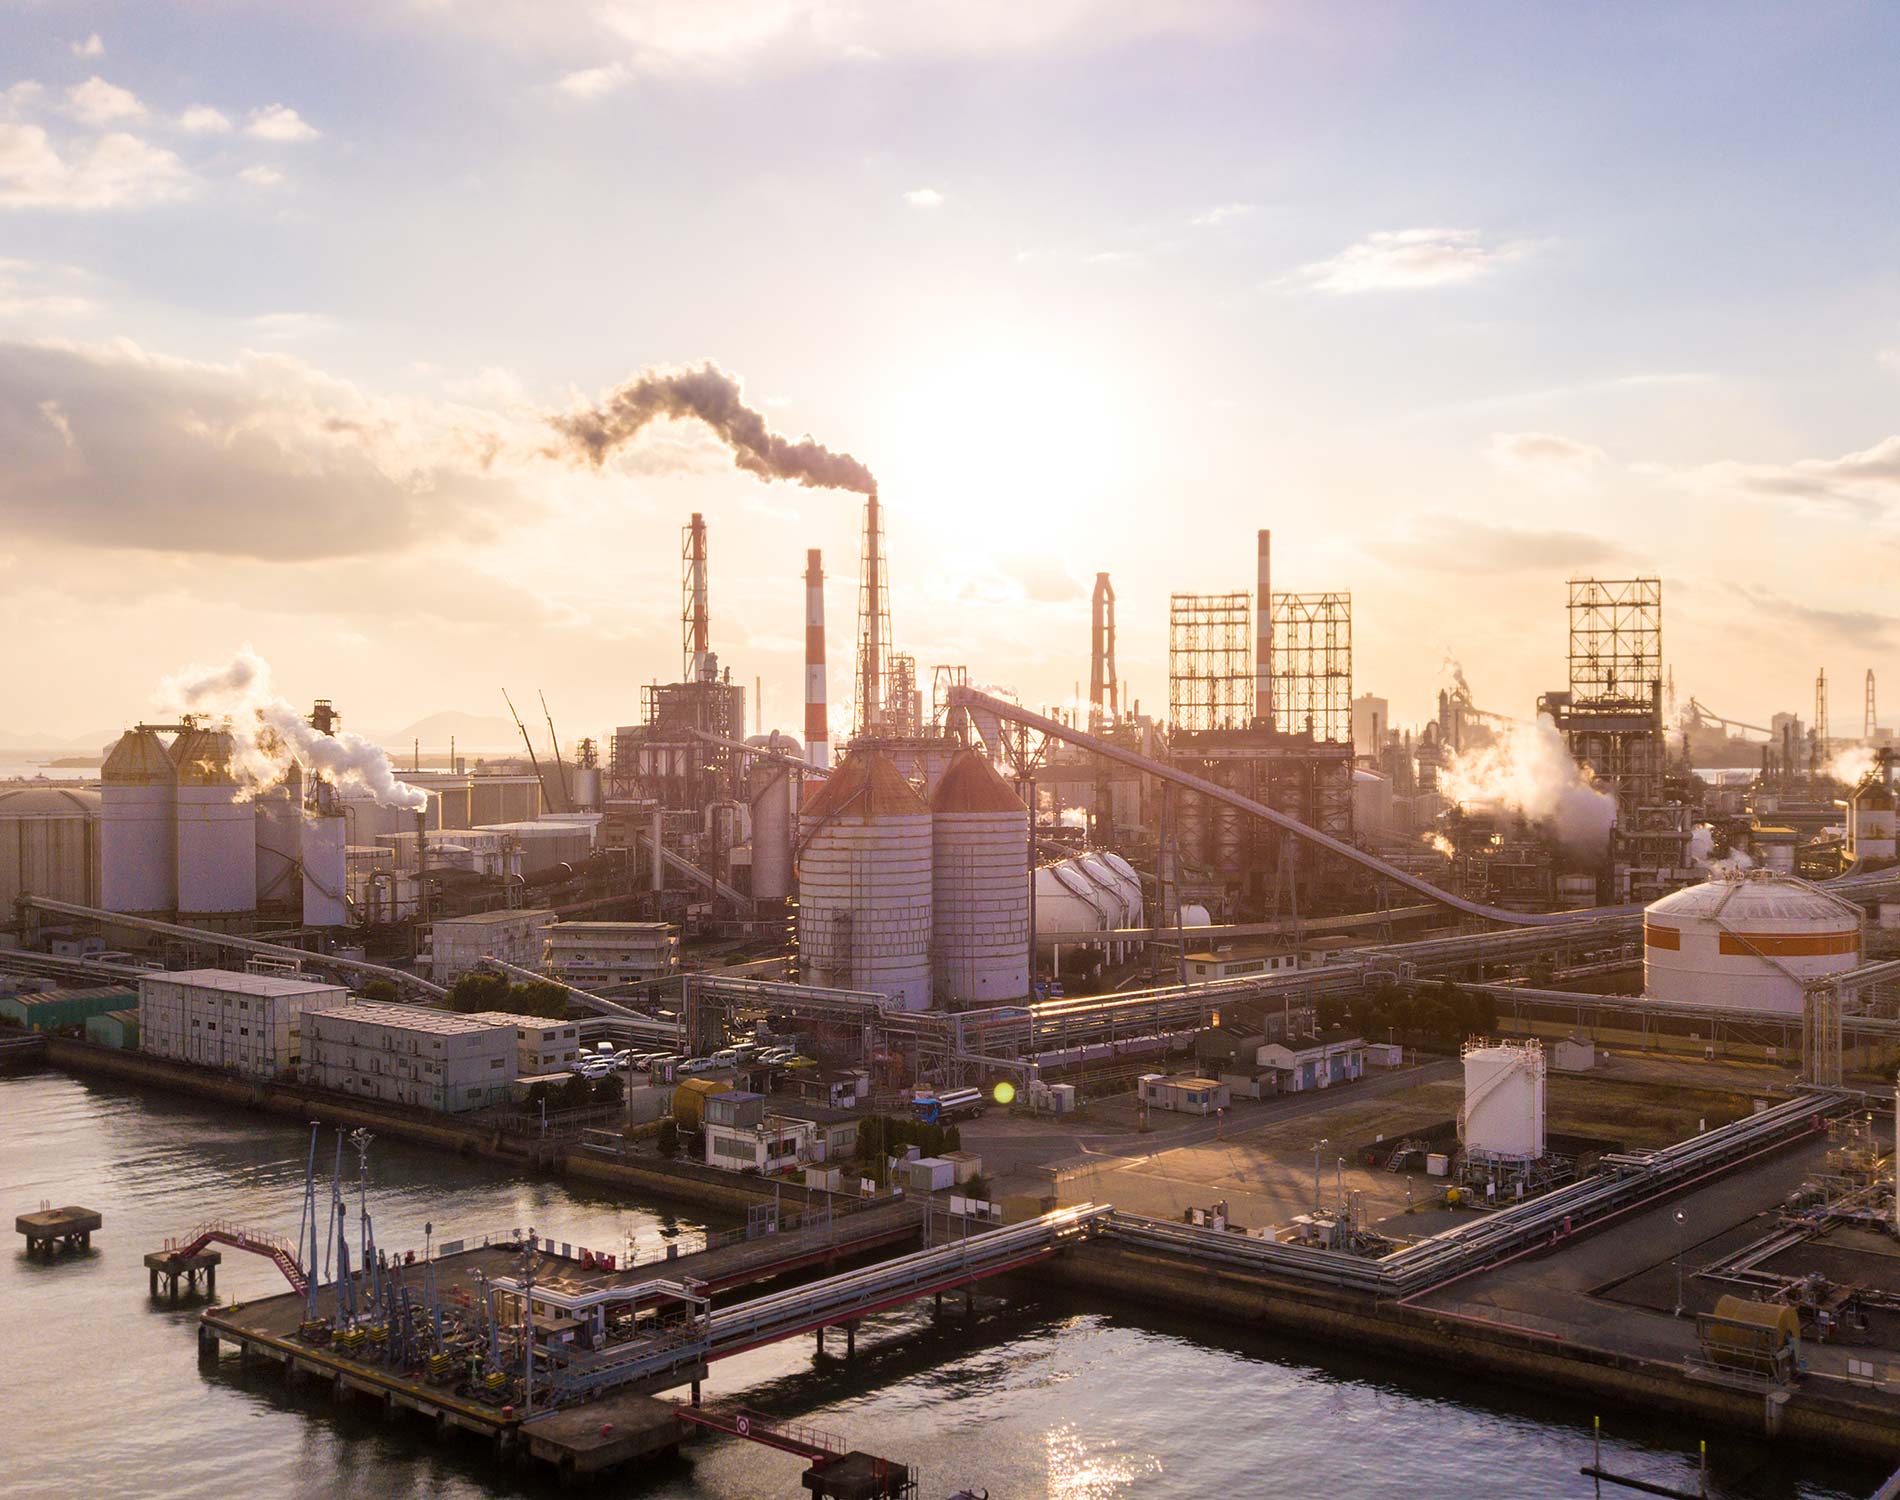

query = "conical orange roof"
[
  {"left": 931, "top": 749, "right": 1026, "bottom": 814},
  {"left": 801, "top": 749, "right": 928, "bottom": 820}
]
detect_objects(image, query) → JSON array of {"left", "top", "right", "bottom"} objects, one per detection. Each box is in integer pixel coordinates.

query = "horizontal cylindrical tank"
[
  {"left": 101, "top": 727, "right": 176, "bottom": 916},
  {"left": 1644, "top": 871, "right": 1861, "bottom": 1013},
  {"left": 1461, "top": 1040, "right": 1546, "bottom": 1160},
  {"left": 797, "top": 750, "right": 933, "bottom": 1010},
  {"left": 931, "top": 749, "right": 1029, "bottom": 1007}
]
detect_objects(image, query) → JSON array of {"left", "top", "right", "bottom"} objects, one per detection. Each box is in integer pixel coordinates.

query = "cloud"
[
  {"left": 0, "top": 124, "right": 193, "bottom": 209},
  {"left": 245, "top": 104, "right": 319, "bottom": 142},
  {"left": 1682, "top": 435, "right": 1900, "bottom": 520},
  {"left": 72, "top": 34, "right": 105, "bottom": 59},
  {"left": 1880, "top": 349, "right": 1900, "bottom": 375},
  {"left": 246, "top": 311, "right": 335, "bottom": 339},
  {"left": 238, "top": 164, "right": 286, "bottom": 189},
  {"left": 1286, "top": 227, "right": 1536, "bottom": 294},
  {"left": 1485, "top": 430, "right": 1608, "bottom": 483},
  {"left": 1191, "top": 202, "right": 1256, "bottom": 227},
  {"left": 557, "top": 63, "right": 630, "bottom": 98},
  {"left": 1726, "top": 585, "right": 1900, "bottom": 649},
  {"left": 903, "top": 187, "right": 944, "bottom": 208},
  {"left": 1364, "top": 513, "right": 1631, "bottom": 575},
  {"left": 179, "top": 105, "right": 232, "bottom": 134},
  {"left": 0, "top": 339, "right": 539, "bottom": 560},
  {"left": 0, "top": 259, "right": 97, "bottom": 319},
  {"left": 65, "top": 77, "right": 145, "bottom": 128}
]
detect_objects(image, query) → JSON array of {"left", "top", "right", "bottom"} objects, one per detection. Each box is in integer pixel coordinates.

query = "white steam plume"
[
  {"left": 1439, "top": 713, "right": 1617, "bottom": 860},
  {"left": 549, "top": 361, "right": 876, "bottom": 495},
  {"left": 159, "top": 647, "right": 428, "bottom": 810},
  {"left": 1827, "top": 744, "right": 1879, "bottom": 785},
  {"left": 1688, "top": 823, "right": 1753, "bottom": 872}
]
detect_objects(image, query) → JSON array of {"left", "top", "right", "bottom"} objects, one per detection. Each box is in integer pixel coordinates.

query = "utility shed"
[
  {"left": 84, "top": 1008, "right": 140, "bottom": 1049},
  {"left": 1137, "top": 1075, "right": 1230, "bottom": 1116},
  {"left": 0, "top": 983, "right": 136, "bottom": 1032}
]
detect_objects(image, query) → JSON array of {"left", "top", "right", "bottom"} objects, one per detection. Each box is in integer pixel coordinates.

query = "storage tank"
[
  {"left": 1461, "top": 1040, "right": 1546, "bottom": 1160},
  {"left": 1644, "top": 871, "right": 1862, "bottom": 1013},
  {"left": 100, "top": 726, "right": 176, "bottom": 916},
  {"left": 930, "top": 749, "right": 1029, "bottom": 1006},
  {"left": 170, "top": 724, "right": 257, "bottom": 927},
  {"left": 254, "top": 765, "right": 304, "bottom": 911},
  {"left": 797, "top": 749, "right": 933, "bottom": 1010},
  {"left": 747, "top": 741, "right": 796, "bottom": 901},
  {"left": 302, "top": 780, "right": 349, "bottom": 927},
  {"left": 0, "top": 785, "right": 100, "bottom": 908}
]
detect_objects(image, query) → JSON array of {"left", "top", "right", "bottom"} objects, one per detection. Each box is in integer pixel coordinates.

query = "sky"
[{"left": 3, "top": 1, "right": 1900, "bottom": 750}]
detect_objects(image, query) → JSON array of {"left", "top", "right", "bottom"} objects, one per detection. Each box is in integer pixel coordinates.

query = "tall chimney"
[
  {"left": 856, "top": 492, "right": 886, "bottom": 737},
  {"left": 684, "top": 512, "right": 710, "bottom": 682},
  {"left": 1090, "top": 573, "right": 1118, "bottom": 730},
  {"left": 1255, "top": 529, "right": 1273, "bottom": 727},
  {"left": 805, "top": 548, "right": 830, "bottom": 769}
]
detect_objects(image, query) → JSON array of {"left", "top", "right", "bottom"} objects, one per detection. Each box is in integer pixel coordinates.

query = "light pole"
[
  {"left": 1674, "top": 1208, "right": 1687, "bottom": 1317},
  {"left": 1312, "top": 1138, "right": 1328, "bottom": 1212}
]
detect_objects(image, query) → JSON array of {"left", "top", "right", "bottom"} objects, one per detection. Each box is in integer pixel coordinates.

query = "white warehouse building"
[
  {"left": 138, "top": 968, "right": 350, "bottom": 1081},
  {"left": 305, "top": 1003, "right": 515, "bottom": 1113},
  {"left": 463, "top": 1010, "right": 582, "bottom": 1075},
  {"left": 544, "top": 921, "right": 678, "bottom": 989}
]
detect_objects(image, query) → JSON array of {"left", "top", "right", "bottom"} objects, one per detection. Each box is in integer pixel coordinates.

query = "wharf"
[{"left": 16, "top": 1204, "right": 100, "bottom": 1256}]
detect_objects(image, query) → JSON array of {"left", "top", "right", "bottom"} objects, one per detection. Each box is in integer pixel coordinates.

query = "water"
[{"left": 2, "top": 1070, "right": 1885, "bottom": 1500}]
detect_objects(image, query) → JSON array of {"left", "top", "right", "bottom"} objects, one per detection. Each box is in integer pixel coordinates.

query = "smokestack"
[
  {"left": 1090, "top": 573, "right": 1118, "bottom": 730},
  {"left": 805, "top": 548, "right": 830, "bottom": 770},
  {"left": 1255, "top": 529, "right": 1273, "bottom": 727},
  {"left": 685, "top": 512, "right": 710, "bottom": 682},
  {"left": 856, "top": 492, "right": 887, "bottom": 737}
]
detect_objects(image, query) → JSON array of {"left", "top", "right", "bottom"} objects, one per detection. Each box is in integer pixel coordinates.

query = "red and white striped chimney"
[{"left": 804, "top": 548, "right": 829, "bottom": 769}]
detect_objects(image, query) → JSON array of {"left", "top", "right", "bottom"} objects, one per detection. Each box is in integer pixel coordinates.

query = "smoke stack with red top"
[{"left": 804, "top": 549, "right": 829, "bottom": 770}]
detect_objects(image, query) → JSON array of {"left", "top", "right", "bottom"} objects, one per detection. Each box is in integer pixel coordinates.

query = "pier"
[{"left": 16, "top": 1204, "right": 100, "bottom": 1257}]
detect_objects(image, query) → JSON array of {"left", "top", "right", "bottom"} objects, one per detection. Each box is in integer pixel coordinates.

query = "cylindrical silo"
[
  {"left": 930, "top": 749, "right": 1029, "bottom": 1007},
  {"left": 255, "top": 764, "right": 304, "bottom": 911},
  {"left": 797, "top": 749, "right": 933, "bottom": 1010},
  {"left": 171, "top": 724, "right": 257, "bottom": 928},
  {"left": 748, "top": 755, "right": 795, "bottom": 901},
  {"left": 301, "top": 784, "right": 349, "bottom": 928},
  {"left": 100, "top": 726, "right": 177, "bottom": 916},
  {"left": 0, "top": 786, "right": 101, "bottom": 909},
  {"left": 1461, "top": 1041, "right": 1547, "bottom": 1160},
  {"left": 1644, "top": 871, "right": 1862, "bottom": 1013}
]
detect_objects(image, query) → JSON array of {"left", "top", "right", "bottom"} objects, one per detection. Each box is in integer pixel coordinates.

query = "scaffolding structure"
[
  {"left": 854, "top": 494, "right": 892, "bottom": 739},
  {"left": 929, "top": 665, "right": 968, "bottom": 734},
  {"left": 1090, "top": 573, "right": 1118, "bottom": 730},
  {"left": 682, "top": 513, "right": 710, "bottom": 682},
  {"left": 886, "top": 653, "right": 922, "bottom": 739},
  {"left": 1169, "top": 592, "right": 1253, "bottom": 733},
  {"left": 1816, "top": 669, "right": 1830, "bottom": 762},
  {"left": 1270, "top": 592, "right": 1353, "bottom": 745},
  {"left": 1867, "top": 670, "right": 1878, "bottom": 742}
]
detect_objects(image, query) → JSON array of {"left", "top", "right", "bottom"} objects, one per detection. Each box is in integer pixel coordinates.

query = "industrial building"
[
  {"left": 461, "top": 1011, "right": 582, "bottom": 1074},
  {"left": 138, "top": 968, "right": 350, "bottom": 1080},
  {"left": 543, "top": 920, "right": 678, "bottom": 988},
  {"left": 0, "top": 982, "right": 136, "bottom": 1032},
  {"left": 303, "top": 1003, "right": 515, "bottom": 1112},
  {"left": 426, "top": 908, "right": 557, "bottom": 984}
]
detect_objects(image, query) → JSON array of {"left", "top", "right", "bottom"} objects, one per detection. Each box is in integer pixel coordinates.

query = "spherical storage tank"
[
  {"left": 930, "top": 749, "right": 1029, "bottom": 1007},
  {"left": 1644, "top": 871, "right": 1861, "bottom": 1014},
  {"left": 170, "top": 724, "right": 257, "bottom": 926},
  {"left": 797, "top": 749, "right": 933, "bottom": 1010},
  {"left": 1461, "top": 1041, "right": 1546, "bottom": 1160},
  {"left": 0, "top": 785, "right": 100, "bottom": 908},
  {"left": 101, "top": 726, "right": 176, "bottom": 916}
]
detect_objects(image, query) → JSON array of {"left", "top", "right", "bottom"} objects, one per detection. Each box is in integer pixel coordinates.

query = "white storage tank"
[
  {"left": 170, "top": 724, "right": 257, "bottom": 927},
  {"left": 0, "top": 785, "right": 100, "bottom": 909},
  {"left": 797, "top": 749, "right": 933, "bottom": 1010},
  {"left": 100, "top": 727, "right": 177, "bottom": 916},
  {"left": 254, "top": 764, "right": 304, "bottom": 912},
  {"left": 1461, "top": 1040, "right": 1546, "bottom": 1160},
  {"left": 302, "top": 780, "right": 349, "bottom": 927},
  {"left": 1034, "top": 859, "right": 1113, "bottom": 950},
  {"left": 748, "top": 737, "right": 797, "bottom": 902},
  {"left": 1644, "top": 871, "right": 1861, "bottom": 1014},
  {"left": 930, "top": 749, "right": 1029, "bottom": 1007}
]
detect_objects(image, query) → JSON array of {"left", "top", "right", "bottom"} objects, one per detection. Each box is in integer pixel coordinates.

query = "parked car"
[{"left": 677, "top": 1057, "right": 716, "bottom": 1075}]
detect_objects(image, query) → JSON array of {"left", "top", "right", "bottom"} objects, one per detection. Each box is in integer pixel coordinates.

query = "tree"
[
  {"left": 447, "top": 972, "right": 512, "bottom": 1014},
  {"left": 560, "top": 1072, "right": 592, "bottom": 1109},
  {"left": 592, "top": 1073, "right": 624, "bottom": 1105},
  {"left": 362, "top": 978, "right": 398, "bottom": 1003},
  {"left": 525, "top": 1080, "right": 556, "bottom": 1109},
  {"left": 656, "top": 1118, "right": 680, "bottom": 1159}
]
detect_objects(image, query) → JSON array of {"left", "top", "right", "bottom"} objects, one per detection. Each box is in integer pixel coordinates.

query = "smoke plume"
[
  {"left": 1688, "top": 823, "right": 1754, "bottom": 872},
  {"left": 1439, "top": 713, "right": 1618, "bottom": 859},
  {"left": 159, "top": 647, "right": 429, "bottom": 810},
  {"left": 1827, "top": 744, "right": 1879, "bottom": 785},
  {"left": 549, "top": 361, "right": 876, "bottom": 495}
]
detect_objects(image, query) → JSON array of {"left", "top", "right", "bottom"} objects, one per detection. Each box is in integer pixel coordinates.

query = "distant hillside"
[{"left": 376, "top": 710, "right": 526, "bottom": 752}]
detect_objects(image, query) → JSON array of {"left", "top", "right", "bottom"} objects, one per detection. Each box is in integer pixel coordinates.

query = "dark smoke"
[{"left": 549, "top": 361, "right": 875, "bottom": 495}]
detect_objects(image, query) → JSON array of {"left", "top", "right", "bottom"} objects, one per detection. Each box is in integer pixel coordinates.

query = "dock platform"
[
  {"left": 146, "top": 1247, "right": 222, "bottom": 1300},
  {"left": 17, "top": 1205, "right": 101, "bottom": 1257}
]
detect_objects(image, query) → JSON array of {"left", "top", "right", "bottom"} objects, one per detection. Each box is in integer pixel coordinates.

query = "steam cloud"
[
  {"left": 1827, "top": 745, "right": 1879, "bottom": 785},
  {"left": 1688, "top": 823, "right": 1754, "bottom": 872},
  {"left": 549, "top": 362, "right": 876, "bottom": 495},
  {"left": 1439, "top": 713, "right": 1618, "bottom": 859},
  {"left": 160, "top": 647, "right": 429, "bottom": 810}
]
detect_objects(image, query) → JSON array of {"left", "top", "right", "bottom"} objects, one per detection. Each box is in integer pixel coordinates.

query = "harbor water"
[{"left": 1, "top": 1069, "right": 1885, "bottom": 1500}]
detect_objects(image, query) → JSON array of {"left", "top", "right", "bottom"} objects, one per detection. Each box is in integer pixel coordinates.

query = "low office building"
[
  {"left": 544, "top": 921, "right": 678, "bottom": 988},
  {"left": 139, "top": 969, "right": 350, "bottom": 1080},
  {"left": 1183, "top": 947, "right": 1299, "bottom": 983},
  {"left": 703, "top": 1108, "right": 818, "bottom": 1175},
  {"left": 0, "top": 983, "right": 137, "bottom": 1033},
  {"left": 767, "top": 1101, "right": 861, "bottom": 1162},
  {"left": 305, "top": 1003, "right": 514, "bottom": 1113},
  {"left": 1137, "top": 1075, "right": 1230, "bottom": 1116},
  {"left": 463, "top": 1011, "right": 581, "bottom": 1074},
  {"left": 427, "top": 908, "right": 556, "bottom": 985},
  {"left": 1254, "top": 1029, "right": 1366, "bottom": 1094}
]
